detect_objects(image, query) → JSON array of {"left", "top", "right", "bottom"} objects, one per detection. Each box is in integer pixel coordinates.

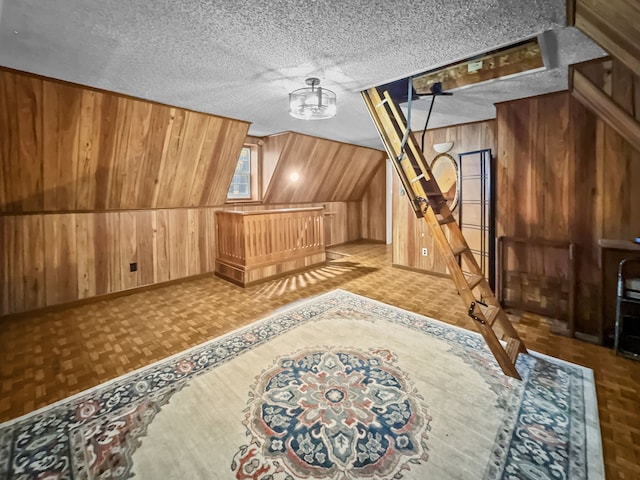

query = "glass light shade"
[{"left": 289, "top": 78, "right": 337, "bottom": 120}]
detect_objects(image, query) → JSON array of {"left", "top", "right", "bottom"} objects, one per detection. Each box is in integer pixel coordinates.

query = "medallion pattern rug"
[{"left": 0, "top": 290, "right": 604, "bottom": 479}]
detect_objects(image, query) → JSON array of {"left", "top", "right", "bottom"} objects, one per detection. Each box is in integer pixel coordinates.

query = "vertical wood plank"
[
  {"left": 136, "top": 210, "right": 155, "bottom": 287},
  {"left": 0, "top": 217, "right": 7, "bottom": 314},
  {"left": 94, "top": 94, "right": 119, "bottom": 210},
  {"left": 75, "top": 90, "right": 99, "bottom": 210},
  {"left": 21, "top": 215, "right": 45, "bottom": 310},
  {"left": 44, "top": 214, "right": 78, "bottom": 305},
  {"left": 5, "top": 216, "right": 23, "bottom": 312},
  {"left": 119, "top": 211, "right": 137, "bottom": 290},
  {"left": 168, "top": 209, "right": 188, "bottom": 279},
  {"left": 93, "top": 213, "right": 110, "bottom": 296},
  {"left": 153, "top": 209, "right": 170, "bottom": 283},
  {"left": 107, "top": 97, "right": 132, "bottom": 209},
  {"left": 187, "top": 209, "right": 200, "bottom": 276},
  {"left": 76, "top": 213, "right": 96, "bottom": 299},
  {"left": 2, "top": 73, "right": 21, "bottom": 212},
  {"left": 106, "top": 212, "right": 121, "bottom": 293},
  {"left": 16, "top": 75, "right": 44, "bottom": 211},
  {"left": 120, "top": 100, "right": 153, "bottom": 209},
  {"left": 137, "top": 104, "right": 171, "bottom": 208}
]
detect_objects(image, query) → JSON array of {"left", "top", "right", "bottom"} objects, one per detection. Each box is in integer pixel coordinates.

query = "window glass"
[{"left": 227, "top": 147, "right": 251, "bottom": 199}]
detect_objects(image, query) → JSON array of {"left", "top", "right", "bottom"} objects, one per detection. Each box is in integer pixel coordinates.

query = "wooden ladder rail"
[{"left": 362, "top": 87, "right": 527, "bottom": 379}]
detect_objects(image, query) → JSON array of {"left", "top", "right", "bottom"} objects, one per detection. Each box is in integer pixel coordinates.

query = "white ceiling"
[{"left": 0, "top": 0, "right": 605, "bottom": 149}]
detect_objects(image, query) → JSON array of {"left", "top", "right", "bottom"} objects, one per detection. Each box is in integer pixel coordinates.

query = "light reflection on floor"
[{"left": 253, "top": 259, "right": 377, "bottom": 298}]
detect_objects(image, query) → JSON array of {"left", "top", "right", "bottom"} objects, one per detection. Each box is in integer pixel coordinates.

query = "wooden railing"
[{"left": 215, "top": 207, "right": 325, "bottom": 286}]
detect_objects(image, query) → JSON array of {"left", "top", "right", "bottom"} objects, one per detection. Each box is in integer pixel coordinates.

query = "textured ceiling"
[{"left": 0, "top": 0, "right": 605, "bottom": 149}]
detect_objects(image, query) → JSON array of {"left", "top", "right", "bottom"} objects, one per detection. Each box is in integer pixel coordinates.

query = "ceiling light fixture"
[{"left": 289, "top": 77, "right": 337, "bottom": 120}]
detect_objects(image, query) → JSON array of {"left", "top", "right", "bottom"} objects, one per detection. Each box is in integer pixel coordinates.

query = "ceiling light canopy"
[{"left": 289, "top": 78, "right": 336, "bottom": 120}]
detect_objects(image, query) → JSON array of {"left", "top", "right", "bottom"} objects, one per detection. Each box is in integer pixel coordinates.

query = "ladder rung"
[
  {"left": 411, "top": 174, "right": 425, "bottom": 183},
  {"left": 451, "top": 244, "right": 468, "bottom": 256},
  {"left": 438, "top": 215, "right": 455, "bottom": 225},
  {"left": 423, "top": 191, "right": 445, "bottom": 198},
  {"left": 505, "top": 337, "right": 522, "bottom": 364},
  {"left": 484, "top": 306, "right": 500, "bottom": 325},
  {"left": 466, "top": 274, "right": 484, "bottom": 289}
]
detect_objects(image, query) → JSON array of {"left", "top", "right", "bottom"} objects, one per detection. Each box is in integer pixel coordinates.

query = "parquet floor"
[{"left": 1, "top": 242, "right": 639, "bottom": 478}]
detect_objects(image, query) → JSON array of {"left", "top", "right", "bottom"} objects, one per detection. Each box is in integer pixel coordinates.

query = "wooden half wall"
[
  {"left": 0, "top": 69, "right": 386, "bottom": 316},
  {"left": 0, "top": 209, "right": 218, "bottom": 315}
]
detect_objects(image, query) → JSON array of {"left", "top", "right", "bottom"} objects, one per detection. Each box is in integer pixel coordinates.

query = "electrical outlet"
[
  {"left": 129, "top": 262, "right": 137, "bottom": 272},
  {"left": 421, "top": 247, "right": 428, "bottom": 256}
]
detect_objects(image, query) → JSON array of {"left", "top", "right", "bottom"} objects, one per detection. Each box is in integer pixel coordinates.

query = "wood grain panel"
[
  {"left": 136, "top": 210, "right": 155, "bottom": 287},
  {"left": 0, "top": 208, "right": 221, "bottom": 316},
  {"left": 573, "top": 70, "right": 640, "bottom": 153},
  {"left": 215, "top": 208, "right": 325, "bottom": 286},
  {"left": 168, "top": 209, "right": 188, "bottom": 280},
  {"left": 496, "top": 90, "right": 639, "bottom": 337},
  {"left": 43, "top": 214, "right": 78, "bottom": 306},
  {"left": 2, "top": 76, "right": 44, "bottom": 212},
  {"left": 360, "top": 163, "right": 386, "bottom": 242},
  {"left": 262, "top": 132, "right": 386, "bottom": 204},
  {"left": 347, "top": 202, "right": 362, "bottom": 242},
  {"left": 0, "top": 68, "right": 250, "bottom": 212},
  {"left": 119, "top": 211, "right": 137, "bottom": 291},
  {"left": 153, "top": 210, "right": 171, "bottom": 285},
  {"left": 76, "top": 213, "right": 96, "bottom": 299},
  {"left": 260, "top": 133, "right": 287, "bottom": 196},
  {"left": 393, "top": 121, "right": 496, "bottom": 274},
  {"left": 93, "top": 213, "right": 110, "bottom": 296},
  {"left": 574, "top": 0, "right": 640, "bottom": 78}
]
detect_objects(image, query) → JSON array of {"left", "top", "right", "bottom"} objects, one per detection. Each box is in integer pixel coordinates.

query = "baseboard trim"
[
  {"left": 391, "top": 263, "right": 451, "bottom": 279},
  {"left": 0, "top": 273, "right": 214, "bottom": 321}
]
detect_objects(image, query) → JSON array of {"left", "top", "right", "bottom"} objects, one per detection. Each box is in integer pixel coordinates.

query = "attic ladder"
[{"left": 362, "top": 87, "right": 527, "bottom": 379}]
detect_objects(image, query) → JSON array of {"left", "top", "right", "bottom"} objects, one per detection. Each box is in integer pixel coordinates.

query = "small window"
[{"left": 227, "top": 146, "right": 252, "bottom": 200}]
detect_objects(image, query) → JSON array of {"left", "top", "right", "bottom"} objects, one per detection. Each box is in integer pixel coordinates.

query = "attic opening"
[{"left": 378, "top": 36, "right": 546, "bottom": 105}]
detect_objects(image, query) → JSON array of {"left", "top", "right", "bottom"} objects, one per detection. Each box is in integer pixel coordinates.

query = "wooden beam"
[
  {"left": 575, "top": 0, "right": 640, "bottom": 78},
  {"left": 412, "top": 39, "right": 544, "bottom": 94},
  {"left": 571, "top": 69, "right": 640, "bottom": 153},
  {"left": 566, "top": 0, "right": 576, "bottom": 26}
]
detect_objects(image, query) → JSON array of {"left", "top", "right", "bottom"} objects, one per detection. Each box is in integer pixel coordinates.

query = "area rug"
[{"left": 0, "top": 289, "right": 604, "bottom": 479}]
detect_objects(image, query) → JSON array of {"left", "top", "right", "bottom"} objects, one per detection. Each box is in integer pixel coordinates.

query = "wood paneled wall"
[
  {"left": 570, "top": 58, "right": 640, "bottom": 240},
  {"left": 392, "top": 121, "right": 496, "bottom": 273},
  {"left": 0, "top": 209, "right": 218, "bottom": 316},
  {"left": 572, "top": 0, "right": 640, "bottom": 78},
  {"left": 0, "top": 199, "right": 368, "bottom": 316},
  {"left": 571, "top": 58, "right": 640, "bottom": 153},
  {"left": 496, "top": 90, "right": 640, "bottom": 336},
  {"left": 360, "top": 163, "right": 386, "bottom": 242},
  {"left": 0, "top": 69, "right": 386, "bottom": 316},
  {"left": 0, "top": 68, "right": 249, "bottom": 212},
  {"left": 261, "top": 132, "right": 386, "bottom": 204}
]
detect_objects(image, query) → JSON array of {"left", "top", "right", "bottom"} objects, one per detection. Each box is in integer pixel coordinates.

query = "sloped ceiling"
[
  {"left": 262, "top": 132, "right": 386, "bottom": 204},
  {"left": 0, "top": 69, "right": 249, "bottom": 212},
  {"left": 0, "top": 1, "right": 606, "bottom": 149}
]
